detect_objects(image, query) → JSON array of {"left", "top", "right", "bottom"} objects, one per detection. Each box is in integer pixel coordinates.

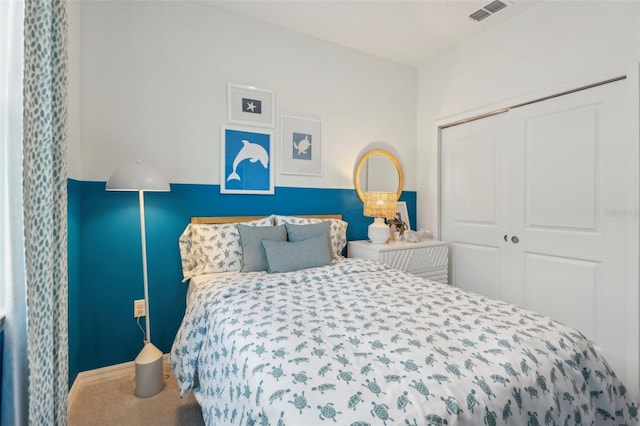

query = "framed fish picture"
[
  {"left": 280, "top": 115, "right": 322, "bottom": 176},
  {"left": 220, "top": 126, "right": 275, "bottom": 195},
  {"left": 227, "top": 83, "right": 275, "bottom": 128}
]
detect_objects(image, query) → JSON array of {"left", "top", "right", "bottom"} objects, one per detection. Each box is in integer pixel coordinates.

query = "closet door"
[
  {"left": 505, "top": 80, "right": 632, "bottom": 382},
  {"left": 441, "top": 78, "right": 637, "bottom": 395},
  {"left": 440, "top": 113, "right": 509, "bottom": 299}
]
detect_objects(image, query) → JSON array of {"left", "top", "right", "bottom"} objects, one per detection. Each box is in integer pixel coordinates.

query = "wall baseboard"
[{"left": 68, "top": 354, "right": 169, "bottom": 410}]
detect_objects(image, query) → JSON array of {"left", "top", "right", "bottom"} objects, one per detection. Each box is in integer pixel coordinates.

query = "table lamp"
[
  {"left": 106, "top": 160, "right": 170, "bottom": 397},
  {"left": 363, "top": 191, "right": 397, "bottom": 244}
]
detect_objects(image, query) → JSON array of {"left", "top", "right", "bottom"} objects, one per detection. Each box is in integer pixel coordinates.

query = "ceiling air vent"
[
  {"left": 469, "top": 9, "right": 491, "bottom": 22},
  {"left": 484, "top": 0, "right": 508, "bottom": 14},
  {"left": 469, "top": 0, "right": 510, "bottom": 22}
]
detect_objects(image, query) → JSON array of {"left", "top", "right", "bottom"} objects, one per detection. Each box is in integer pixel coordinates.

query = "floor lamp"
[{"left": 106, "top": 160, "right": 170, "bottom": 397}]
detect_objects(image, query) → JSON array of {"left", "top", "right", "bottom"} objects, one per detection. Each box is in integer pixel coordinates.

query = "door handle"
[
  {"left": 504, "top": 234, "right": 508, "bottom": 242},
  {"left": 511, "top": 236, "right": 520, "bottom": 244}
]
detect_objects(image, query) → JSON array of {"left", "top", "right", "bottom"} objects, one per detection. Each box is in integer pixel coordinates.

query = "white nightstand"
[{"left": 347, "top": 239, "right": 449, "bottom": 284}]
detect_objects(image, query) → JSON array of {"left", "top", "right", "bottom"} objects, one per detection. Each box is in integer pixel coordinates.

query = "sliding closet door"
[
  {"left": 440, "top": 114, "right": 509, "bottom": 299},
  {"left": 441, "top": 77, "right": 637, "bottom": 395},
  {"left": 505, "top": 80, "right": 632, "bottom": 382}
]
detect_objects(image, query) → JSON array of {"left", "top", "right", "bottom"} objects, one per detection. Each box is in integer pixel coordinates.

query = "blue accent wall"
[
  {"left": 67, "top": 180, "right": 416, "bottom": 383},
  {"left": 67, "top": 179, "right": 82, "bottom": 388}
]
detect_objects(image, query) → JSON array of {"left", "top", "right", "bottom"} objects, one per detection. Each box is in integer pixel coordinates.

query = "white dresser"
[{"left": 347, "top": 239, "right": 449, "bottom": 284}]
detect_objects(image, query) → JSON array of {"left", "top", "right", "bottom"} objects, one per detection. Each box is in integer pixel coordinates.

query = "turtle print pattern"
[
  {"left": 171, "top": 258, "right": 633, "bottom": 425},
  {"left": 179, "top": 217, "right": 274, "bottom": 281}
]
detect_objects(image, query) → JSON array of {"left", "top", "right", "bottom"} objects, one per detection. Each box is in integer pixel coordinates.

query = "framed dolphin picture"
[
  {"left": 221, "top": 126, "right": 275, "bottom": 194},
  {"left": 280, "top": 115, "right": 322, "bottom": 176}
]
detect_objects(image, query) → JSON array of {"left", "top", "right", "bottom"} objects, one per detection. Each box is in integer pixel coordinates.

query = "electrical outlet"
[{"left": 134, "top": 299, "right": 146, "bottom": 318}]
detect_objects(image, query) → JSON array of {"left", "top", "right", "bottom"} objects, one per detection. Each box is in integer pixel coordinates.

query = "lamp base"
[
  {"left": 368, "top": 217, "right": 390, "bottom": 244},
  {"left": 134, "top": 342, "right": 164, "bottom": 398}
]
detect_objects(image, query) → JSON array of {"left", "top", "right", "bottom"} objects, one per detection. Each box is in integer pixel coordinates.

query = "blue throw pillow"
[
  {"left": 285, "top": 222, "right": 333, "bottom": 255},
  {"left": 285, "top": 221, "right": 329, "bottom": 241},
  {"left": 238, "top": 224, "right": 286, "bottom": 272},
  {"left": 262, "top": 234, "right": 332, "bottom": 273}
]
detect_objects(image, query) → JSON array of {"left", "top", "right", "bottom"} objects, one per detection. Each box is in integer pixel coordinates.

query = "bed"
[{"left": 170, "top": 215, "right": 636, "bottom": 425}]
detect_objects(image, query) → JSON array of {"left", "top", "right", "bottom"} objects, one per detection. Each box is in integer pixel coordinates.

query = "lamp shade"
[
  {"left": 363, "top": 191, "right": 397, "bottom": 218},
  {"left": 106, "top": 161, "right": 170, "bottom": 192}
]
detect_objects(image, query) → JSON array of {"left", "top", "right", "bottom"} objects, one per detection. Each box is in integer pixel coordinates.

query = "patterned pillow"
[
  {"left": 178, "top": 216, "right": 274, "bottom": 281},
  {"left": 273, "top": 215, "right": 347, "bottom": 258}
]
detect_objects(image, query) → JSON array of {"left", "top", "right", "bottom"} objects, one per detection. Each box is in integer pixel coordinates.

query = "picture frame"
[
  {"left": 396, "top": 201, "right": 411, "bottom": 231},
  {"left": 220, "top": 126, "right": 275, "bottom": 195},
  {"left": 227, "top": 83, "right": 275, "bottom": 128},
  {"left": 280, "top": 115, "right": 322, "bottom": 176}
]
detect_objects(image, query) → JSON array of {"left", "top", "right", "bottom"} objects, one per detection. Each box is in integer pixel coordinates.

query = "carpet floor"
[{"left": 68, "top": 366, "right": 205, "bottom": 426}]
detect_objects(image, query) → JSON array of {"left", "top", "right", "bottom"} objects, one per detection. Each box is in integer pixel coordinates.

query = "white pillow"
[
  {"left": 179, "top": 216, "right": 273, "bottom": 281},
  {"left": 273, "top": 215, "right": 347, "bottom": 259}
]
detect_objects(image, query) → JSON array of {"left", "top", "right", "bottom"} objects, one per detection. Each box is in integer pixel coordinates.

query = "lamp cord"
[{"left": 136, "top": 316, "right": 147, "bottom": 343}]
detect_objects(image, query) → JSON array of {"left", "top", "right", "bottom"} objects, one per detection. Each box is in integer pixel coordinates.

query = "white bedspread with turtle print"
[{"left": 170, "top": 258, "right": 635, "bottom": 426}]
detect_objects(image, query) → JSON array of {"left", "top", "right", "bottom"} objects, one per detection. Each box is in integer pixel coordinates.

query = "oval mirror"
[{"left": 354, "top": 149, "right": 404, "bottom": 202}]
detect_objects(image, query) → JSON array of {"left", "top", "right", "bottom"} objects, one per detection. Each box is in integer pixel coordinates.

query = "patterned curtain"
[{"left": 22, "top": 0, "right": 68, "bottom": 423}]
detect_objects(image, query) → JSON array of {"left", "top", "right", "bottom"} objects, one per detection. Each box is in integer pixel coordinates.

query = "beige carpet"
[{"left": 68, "top": 367, "right": 205, "bottom": 426}]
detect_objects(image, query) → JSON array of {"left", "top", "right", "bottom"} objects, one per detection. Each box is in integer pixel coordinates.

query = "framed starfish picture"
[
  {"left": 227, "top": 83, "right": 275, "bottom": 128},
  {"left": 280, "top": 115, "right": 322, "bottom": 176}
]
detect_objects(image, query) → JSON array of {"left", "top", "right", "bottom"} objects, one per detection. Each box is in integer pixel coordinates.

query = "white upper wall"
[
  {"left": 69, "top": 1, "right": 417, "bottom": 190},
  {"left": 67, "top": 0, "right": 82, "bottom": 179},
  {"left": 417, "top": 1, "right": 640, "bottom": 234}
]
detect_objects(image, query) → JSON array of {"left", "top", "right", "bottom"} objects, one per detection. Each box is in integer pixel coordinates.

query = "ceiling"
[{"left": 213, "top": 0, "right": 540, "bottom": 67}]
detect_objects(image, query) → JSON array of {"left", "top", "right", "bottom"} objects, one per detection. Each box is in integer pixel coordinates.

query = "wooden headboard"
[{"left": 191, "top": 214, "right": 342, "bottom": 224}]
